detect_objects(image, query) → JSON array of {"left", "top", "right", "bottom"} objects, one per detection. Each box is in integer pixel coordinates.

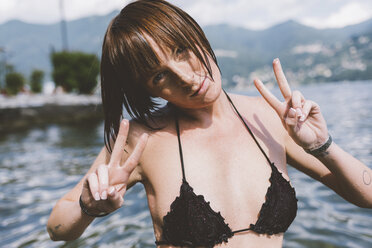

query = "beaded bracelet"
[
  {"left": 79, "top": 195, "right": 109, "bottom": 217},
  {"left": 304, "top": 134, "right": 333, "bottom": 157}
]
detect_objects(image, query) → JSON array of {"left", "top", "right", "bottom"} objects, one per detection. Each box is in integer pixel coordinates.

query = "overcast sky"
[{"left": 1, "top": 0, "right": 372, "bottom": 29}]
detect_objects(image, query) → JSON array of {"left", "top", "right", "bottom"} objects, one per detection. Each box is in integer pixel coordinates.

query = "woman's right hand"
[{"left": 80, "top": 119, "right": 148, "bottom": 216}]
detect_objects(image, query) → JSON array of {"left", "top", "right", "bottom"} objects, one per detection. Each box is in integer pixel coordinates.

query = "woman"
[{"left": 47, "top": 0, "right": 372, "bottom": 247}]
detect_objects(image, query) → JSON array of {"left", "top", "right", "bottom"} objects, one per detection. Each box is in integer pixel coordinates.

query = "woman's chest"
[{"left": 141, "top": 126, "right": 288, "bottom": 230}]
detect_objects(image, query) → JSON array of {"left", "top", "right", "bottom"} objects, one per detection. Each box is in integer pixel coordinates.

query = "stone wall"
[{"left": 0, "top": 94, "right": 103, "bottom": 132}]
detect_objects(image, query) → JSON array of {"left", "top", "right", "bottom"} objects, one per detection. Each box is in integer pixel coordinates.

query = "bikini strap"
[
  {"left": 223, "top": 89, "right": 273, "bottom": 165},
  {"left": 174, "top": 90, "right": 272, "bottom": 181},
  {"left": 175, "top": 113, "right": 187, "bottom": 181}
]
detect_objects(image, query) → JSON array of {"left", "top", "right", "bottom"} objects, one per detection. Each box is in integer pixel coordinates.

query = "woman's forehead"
[{"left": 143, "top": 33, "right": 172, "bottom": 64}]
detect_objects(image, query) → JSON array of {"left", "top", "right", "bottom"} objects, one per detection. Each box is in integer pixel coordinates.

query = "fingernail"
[
  {"left": 296, "top": 108, "right": 302, "bottom": 117},
  {"left": 300, "top": 114, "right": 306, "bottom": 122},
  {"left": 108, "top": 186, "right": 115, "bottom": 195},
  {"left": 101, "top": 191, "right": 107, "bottom": 200},
  {"left": 289, "top": 108, "right": 296, "bottom": 116},
  {"left": 94, "top": 192, "right": 100, "bottom": 201},
  {"left": 273, "top": 58, "right": 279, "bottom": 63}
]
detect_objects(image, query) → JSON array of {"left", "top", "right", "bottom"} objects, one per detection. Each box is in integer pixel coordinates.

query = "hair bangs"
[{"left": 136, "top": 2, "right": 216, "bottom": 80}]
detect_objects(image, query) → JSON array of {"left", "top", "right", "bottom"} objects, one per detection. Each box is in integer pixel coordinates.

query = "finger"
[
  {"left": 108, "top": 187, "right": 124, "bottom": 209},
  {"left": 291, "top": 90, "right": 304, "bottom": 109},
  {"left": 300, "top": 100, "right": 315, "bottom": 122},
  {"left": 111, "top": 183, "right": 126, "bottom": 194},
  {"left": 97, "top": 164, "right": 109, "bottom": 200},
  {"left": 117, "top": 184, "right": 127, "bottom": 197},
  {"left": 108, "top": 186, "right": 115, "bottom": 197},
  {"left": 273, "top": 58, "right": 292, "bottom": 100},
  {"left": 284, "top": 107, "right": 299, "bottom": 131},
  {"left": 254, "top": 78, "right": 285, "bottom": 116},
  {"left": 110, "top": 119, "right": 129, "bottom": 166},
  {"left": 123, "top": 133, "right": 149, "bottom": 173},
  {"left": 88, "top": 173, "right": 101, "bottom": 201}
]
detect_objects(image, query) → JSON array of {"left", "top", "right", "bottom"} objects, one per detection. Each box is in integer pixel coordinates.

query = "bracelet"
[
  {"left": 79, "top": 195, "right": 109, "bottom": 217},
  {"left": 304, "top": 134, "right": 333, "bottom": 157}
]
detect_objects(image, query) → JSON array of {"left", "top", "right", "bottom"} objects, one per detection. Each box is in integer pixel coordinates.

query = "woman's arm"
[
  {"left": 255, "top": 58, "right": 372, "bottom": 208},
  {"left": 286, "top": 134, "right": 372, "bottom": 208},
  {"left": 316, "top": 143, "right": 372, "bottom": 207},
  {"left": 47, "top": 147, "right": 109, "bottom": 240},
  {"left": 47, "top": 120, "right": 148, "bottom": 241}
]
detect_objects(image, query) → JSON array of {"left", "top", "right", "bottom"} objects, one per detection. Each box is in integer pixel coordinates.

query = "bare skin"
[
  {"left": 139, "top": 95, "right": 288, "bottom": 247},
  {"left": 47, "top": 44, "right": 372, "bottom": 247}
]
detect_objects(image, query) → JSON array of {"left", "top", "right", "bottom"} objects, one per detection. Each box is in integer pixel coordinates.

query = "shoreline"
[{"left": 0, "top": 93, "right": 103, "bottom": 132}]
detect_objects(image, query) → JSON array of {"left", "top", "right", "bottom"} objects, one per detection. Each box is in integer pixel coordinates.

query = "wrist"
[
  {"left": 79, "top": 195, "right": 109, "bottom": 218},
  {"left": 304, "top": 134, "right": 333, "bottom": 157}
]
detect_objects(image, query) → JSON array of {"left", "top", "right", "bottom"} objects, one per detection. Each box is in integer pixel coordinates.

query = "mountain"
[
  {"left": 0, "top": 11, "right": 118, "bottom": 80},
  {"left": 204, "top": 19, "right": 372, "bottom": 87},
  {"left": 0, "top": 12, "right": 372, "bottom": 87}
]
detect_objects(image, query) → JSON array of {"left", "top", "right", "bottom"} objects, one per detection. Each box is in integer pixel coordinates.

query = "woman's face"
[{"left": 142, "top": 35, "right": 222, "bottom": 110}]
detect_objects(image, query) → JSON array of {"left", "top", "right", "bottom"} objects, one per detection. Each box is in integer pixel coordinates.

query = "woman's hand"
[
  {"left": 254, "top": 58, "right": 328, "bottom": 150},
  {"left": 80, "top": 119, "right": 148, "bottom": 216}
]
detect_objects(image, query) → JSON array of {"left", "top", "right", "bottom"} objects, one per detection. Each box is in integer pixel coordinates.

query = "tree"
[
  {"left": 51, "top": 51, "right": 99, "bottom": 94},
  {"left": 30, "top": 69, "right": 44, "bottom": 93},
  {"left": 5, "top": 72, "right": 25, "bottom": 95}
]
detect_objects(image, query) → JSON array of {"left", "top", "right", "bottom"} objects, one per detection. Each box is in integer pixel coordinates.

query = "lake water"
[{"left": 1, "top": 81, "right": 372, "bottom": 248}]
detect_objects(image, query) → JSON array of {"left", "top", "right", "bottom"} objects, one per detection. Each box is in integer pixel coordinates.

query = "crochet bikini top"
[{"left": 155, "top": 92, "right": 298, "bottom": 247}]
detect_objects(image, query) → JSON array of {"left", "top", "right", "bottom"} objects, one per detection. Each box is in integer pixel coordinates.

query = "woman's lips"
[{"left": 190, "top": 76, "right": 207, "bottom": 97}]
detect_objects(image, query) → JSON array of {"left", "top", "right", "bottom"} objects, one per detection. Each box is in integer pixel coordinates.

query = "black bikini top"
[{"left": 155, "top": 91, "right": 298, "bottom": 247}]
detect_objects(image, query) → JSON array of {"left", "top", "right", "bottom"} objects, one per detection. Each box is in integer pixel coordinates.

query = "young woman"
[{"left": 47, "top": 1, "right": 372, "bottom": 247}]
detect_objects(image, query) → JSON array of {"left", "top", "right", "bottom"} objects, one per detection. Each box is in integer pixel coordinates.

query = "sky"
[{"left": 1, "top": 0, "right": 372, "bottom": 29}]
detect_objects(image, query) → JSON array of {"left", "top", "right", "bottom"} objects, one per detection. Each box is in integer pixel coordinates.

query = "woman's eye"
[
  {"left": 153, "top": 71, "right": 166, "bottom": 84},
  {"left": 175, "top": 46, "right": 186, "bottom": 56}
]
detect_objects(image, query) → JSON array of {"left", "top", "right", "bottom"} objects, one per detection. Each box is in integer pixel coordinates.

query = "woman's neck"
[{"left": 172, "top": 90, "right": 234, "bottom": 128}]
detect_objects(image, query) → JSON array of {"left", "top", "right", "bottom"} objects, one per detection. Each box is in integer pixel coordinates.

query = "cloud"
[
  {"left": 176, "top": 0, "right": 372, "bottom": 29},
  {"left": 301, "top": 2, "right": 372, "bottom": 28},
  {"left": 0, "top": 0, "right": 372, "bottom": 30},
  {"left": 0, "top": 0, "right": 126, "bottom": 24},
  {"left": 64, "top": 0, "right": 128, "bottom": 21},
  {"left": 0, "top": 0, "right": 58, "bottom": 24},
  {"left": 178, "top": 0, "right": 304, "bottom": 29}
]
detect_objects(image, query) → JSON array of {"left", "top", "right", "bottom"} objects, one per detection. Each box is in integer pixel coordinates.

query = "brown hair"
[{"left": 101, "top": 0, "right": 219, "bottom": 152}]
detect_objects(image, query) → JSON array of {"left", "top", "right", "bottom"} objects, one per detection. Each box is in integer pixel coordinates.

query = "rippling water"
[{"left": 1, "top": 81, "right": 372, "bottom": 248}]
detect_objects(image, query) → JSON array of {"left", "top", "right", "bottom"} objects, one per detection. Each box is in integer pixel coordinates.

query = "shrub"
[
  {"left": 30, "top": 69, "right": 44, "bottom": 93},
  {"left": 5, "top": 72, "right": 25, "bottom": 95},
  {"left": 51, "top": 51, "right": 99, "bottom": 94}
]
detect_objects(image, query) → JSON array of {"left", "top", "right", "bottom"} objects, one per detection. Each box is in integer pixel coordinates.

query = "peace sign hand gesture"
[
  {"left": 254, "top": 58, "right": 329, "bottom": 150},
  {"left": 80, "top": 120, "right": 148, "bottom": 216}
]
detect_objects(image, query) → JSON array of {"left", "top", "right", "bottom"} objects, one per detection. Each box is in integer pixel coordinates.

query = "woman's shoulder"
[
  {"left": 123, "top": 109, "right": 175, "bottom": 183},
  {"left": 228, "top": 92, "right": 286, "bottom": 136},
  {"left": 128, "top": 106, "right": 175, "bottom": 142},
  {"left": 228, "top": 92, "right": 275, "bottom": 116}
]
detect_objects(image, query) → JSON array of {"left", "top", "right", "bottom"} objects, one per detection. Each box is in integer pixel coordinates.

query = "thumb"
[
  {"left": 107, "top": 186, "right": 124, "bottom": 209},
  {"left": 117, "top": 184, "right": 127, "bottom": 197},
  {"left": 285, "top": 107, "right": 300, "bottom": 133},
  {"left": 109, "top": 183, "right": 127, "bottom": 198}
]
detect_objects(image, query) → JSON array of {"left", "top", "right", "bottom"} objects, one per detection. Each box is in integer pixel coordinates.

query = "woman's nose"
[{"left": 169, "top": 62, "right": 196, "bottom": 86}]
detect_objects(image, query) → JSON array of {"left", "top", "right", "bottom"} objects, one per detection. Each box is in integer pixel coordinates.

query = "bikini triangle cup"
[{"left": 155, "top": 90, "right": 298, "bottom": 247}]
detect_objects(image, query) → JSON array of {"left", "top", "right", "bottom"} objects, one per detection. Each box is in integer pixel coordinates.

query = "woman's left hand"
[{"left": 254, "top": 58, "right": 329, "bottom": 150}]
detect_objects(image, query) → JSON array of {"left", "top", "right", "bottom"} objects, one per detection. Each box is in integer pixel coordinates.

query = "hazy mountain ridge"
[
  {"left": 1, "top": 11, "right": 371, "bottom": 88},
  {"left": 204, "top": 19, "right": 372, "bottom": 88}
]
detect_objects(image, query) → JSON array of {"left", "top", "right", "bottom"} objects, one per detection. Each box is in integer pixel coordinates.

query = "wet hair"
[{"left": 101, "top": 0, "right": 219, "bottom": 152}]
